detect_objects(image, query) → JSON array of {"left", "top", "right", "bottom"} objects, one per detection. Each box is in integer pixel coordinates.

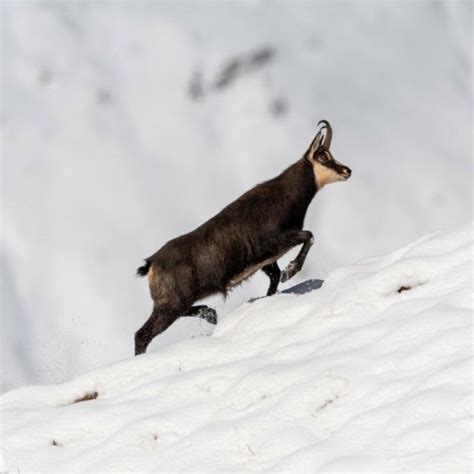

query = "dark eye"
[{"left": 319, "top": 153, "right": 330, "bottom": 162}]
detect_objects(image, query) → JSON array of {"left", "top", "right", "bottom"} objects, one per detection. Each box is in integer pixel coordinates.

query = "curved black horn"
[{"left": 317, "top": 120, "right": 332, "bottom": 149}]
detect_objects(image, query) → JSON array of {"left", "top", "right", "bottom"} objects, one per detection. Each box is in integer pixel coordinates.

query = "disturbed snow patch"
[{"left": 1, "top": 225, "right": 472, "bottom": 472}]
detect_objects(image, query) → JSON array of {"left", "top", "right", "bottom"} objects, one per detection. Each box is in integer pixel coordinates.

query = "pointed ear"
[{"left": 304, "top": 130, "right": 324, "bottom": 160}]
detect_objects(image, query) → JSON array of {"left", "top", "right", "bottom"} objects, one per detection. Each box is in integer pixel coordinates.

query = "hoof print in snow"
[
  {"left": 310, "top": 394, "right": 340, "bottom": 419},
  {"left": 319, "top": 394, "right": 339, "bottom": 411},
  {"left": 397, "top": 281, "right": 426, "bottom": 294},
  {"left": 72, "top": 391, "right": 99, "bottom": 404}
]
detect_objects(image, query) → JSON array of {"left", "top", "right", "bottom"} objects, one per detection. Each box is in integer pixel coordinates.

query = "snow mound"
[
  {"left": 1, "top": 225, "right": 472, "bottom": 472},
  {"left": 2, "top": 2, "right": 472, "bottom": 392}
]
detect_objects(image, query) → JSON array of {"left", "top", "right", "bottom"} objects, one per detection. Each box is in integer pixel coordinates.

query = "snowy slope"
[
  {"left": 1, "top": 1, "right": 472, "bottom": 392},
  {"left": 1, "top": 225, "right": 472, "bottom": 472}
]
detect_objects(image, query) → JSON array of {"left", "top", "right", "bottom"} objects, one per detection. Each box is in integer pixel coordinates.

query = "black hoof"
[
  {"left": 188, "top": 305, "right": 218, "bottom": 325},
  {"left": 135, "top": 345, "right": 146, "bottom": 356},
  {"left": 281, "top": 261, "right": 299, "bottom": 282},
  {"left": 134, "top": 333, "right": 149, "bottom": 355},
  {"left": 202, "top": 308, "right": 218, "bottom": 325}
]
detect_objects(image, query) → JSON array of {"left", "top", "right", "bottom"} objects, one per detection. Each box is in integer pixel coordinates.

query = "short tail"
[{"left": 136, "top": 259, "right": 152, "bottom": 277}]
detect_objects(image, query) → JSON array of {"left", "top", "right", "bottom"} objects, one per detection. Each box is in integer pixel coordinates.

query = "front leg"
[
  {"left": 280, "top": 230, "right": 314, "bottom": 283},
  {"left": 262, "top": 262, "right": 281, "bottom": 296}
]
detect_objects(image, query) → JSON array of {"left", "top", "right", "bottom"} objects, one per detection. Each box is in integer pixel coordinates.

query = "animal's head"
[{"left": 304, "top": 120, "right": 351, "bottom": 189}]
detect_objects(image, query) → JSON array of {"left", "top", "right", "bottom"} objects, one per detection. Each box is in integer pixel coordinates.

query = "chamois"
[{"left": 135, "top": 120, "right": 351, "bottom": 355}]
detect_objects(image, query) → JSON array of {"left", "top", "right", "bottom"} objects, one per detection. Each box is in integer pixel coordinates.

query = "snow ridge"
[
  {"left": 1, "top": 225, "right": 472, "bottom": 472},
  {"left": 2, "top": 2, "right": 472, "bottom": 391}
]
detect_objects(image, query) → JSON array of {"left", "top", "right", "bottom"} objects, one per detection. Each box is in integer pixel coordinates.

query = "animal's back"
[{"left": 145, "top": 178, "right": 288, "bottom": 298}]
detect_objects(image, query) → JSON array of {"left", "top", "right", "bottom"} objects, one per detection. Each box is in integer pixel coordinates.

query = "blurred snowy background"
[{"left": 1, "top": 1, "right": 471, "bottom": 392}]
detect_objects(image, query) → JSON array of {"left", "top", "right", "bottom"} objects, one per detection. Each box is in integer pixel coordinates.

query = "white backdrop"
[{"left": 1, "top": 1, "right": 471, "bottom": 392}]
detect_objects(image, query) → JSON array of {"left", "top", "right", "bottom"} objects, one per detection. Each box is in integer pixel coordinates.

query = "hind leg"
[
  {"left": 135, "top": 307, "right": 177, "bottom": 355},
  {"left": 262, "top": 262, "right": 281, "bottom": 296},
  {"left": 184, "top": 305, "right": 217, "bottom": 325}
]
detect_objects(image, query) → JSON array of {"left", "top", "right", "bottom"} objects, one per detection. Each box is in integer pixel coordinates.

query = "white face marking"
[
  {"left": 305, "top": 144, "right": 350, "bottom": 189},
  {"left": 312, "top": 161, "right": 345, "bottom": 188}
]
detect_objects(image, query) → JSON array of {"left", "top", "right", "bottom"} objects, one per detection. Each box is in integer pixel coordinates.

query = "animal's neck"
[
  {"left": 282, "top": 158, "right": 318, "bottom": 202},
  {"left": 277, "top": 159, "right": 318, "bottom": 226}
]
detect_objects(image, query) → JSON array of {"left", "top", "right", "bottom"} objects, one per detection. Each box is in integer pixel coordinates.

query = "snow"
[
  {"left": 1, "top": 1, "right": 472, "bottom": 392},
  {"left": 1, "top": 224, "right": 472, "bottom": 472}
]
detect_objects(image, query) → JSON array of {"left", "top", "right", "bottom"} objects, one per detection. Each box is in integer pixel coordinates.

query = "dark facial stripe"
[{"left": 317, "top": 150, "right": 351, "bottom": 177}]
